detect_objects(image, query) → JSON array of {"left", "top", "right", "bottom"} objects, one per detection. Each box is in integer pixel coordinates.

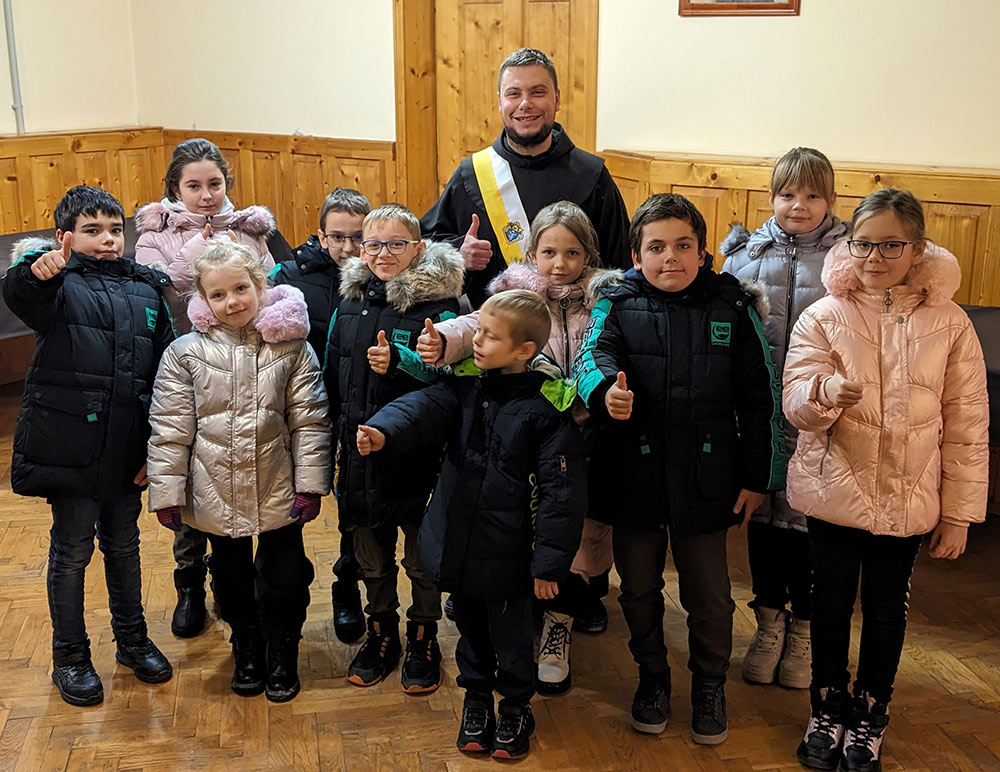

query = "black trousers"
[
  {"left": 613, "top": 525, "right": 734, "bottom": 679},
  {"left": 747, "top": 520, "right": 812, "bottom": 619},
  {"left": 808, "top": 517, "right": 922, "bottom": 703},
  {"left": 453, "top": 594, "right": 535, "bottom": 707},
  {"left": 206, "top": 523, "right": 314, "bottom": 632}
]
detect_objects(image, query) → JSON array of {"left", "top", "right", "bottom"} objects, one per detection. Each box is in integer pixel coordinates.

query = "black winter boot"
[
  {"left": 52, "top": 641, "right": 103, "bottom": 707},
  {"left": 115, "top": 631, "right": 173, "bottom": 683},
  {"left": 171, "top": 566, "right": 207, "bottom": 638},
  {"left": 796, "top": 686, "right": 846, "bottom": 770},
  {"left": 401, "top": 620, "right": 442, "bottom": 694},
  {"left": 331, "top": 580, "right": 365, "bottom": 643},
  {"left": 840, "top": 694, "right": 889, "bottom": 772},
  {"left": 347, "top": 615, "right": 401, "bottom": 687},
  {"left": 230, "top": 625, "right": 266, "bottom": 696},
  {"left": 265, "top": 627, "right": 302, "bottom": 703}
]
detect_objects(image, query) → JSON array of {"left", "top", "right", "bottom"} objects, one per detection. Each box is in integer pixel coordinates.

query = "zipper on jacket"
[
  {"left": 818, "top": 427, "right": 833, "bottom": 476},
  {"left": 560, "top": 299, "right": 571, "bottom": 374},
  {"left": 782, "top": 238, "right": 798, "bottom": 355},
  {"left": 883, "top": 287, "right": 893, "bottom": 312}
]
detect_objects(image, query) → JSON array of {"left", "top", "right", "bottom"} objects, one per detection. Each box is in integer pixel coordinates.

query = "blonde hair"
[
  {"left": 528, "top": 201, "right": 601, "bottom": 267},
  {"left": 363, "top": 202, "right": 421, "bottom": 240},
  {"left": 481, "top": 289, "right": 551, "bottom": 356},
  {"left": 847, "top": 188, "right": 926, "bottom": 244},
  {"left": 193, "top": 242, "right": 267, "bottom": 298},
  {"left": 770, "top": 147, "right": 836, "bottom": 208}
]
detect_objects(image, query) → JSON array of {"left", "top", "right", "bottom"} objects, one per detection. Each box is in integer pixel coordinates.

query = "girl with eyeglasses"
[{"left": 783, "top": 188, "right": 988, "bottom": 772}]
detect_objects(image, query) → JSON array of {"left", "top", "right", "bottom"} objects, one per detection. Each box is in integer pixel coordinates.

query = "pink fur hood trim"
[
  {"left": 821, "top": 241, "right": 962, "bottom": 307},
  {"left": 187, "top": 284, "right": 310, "bottom": 342},
  {"left": 135, "top": 201, "right": 276, "bottom": 237},
  {"left": 487, "top": 262, "right": 623, "bottom": 309}
]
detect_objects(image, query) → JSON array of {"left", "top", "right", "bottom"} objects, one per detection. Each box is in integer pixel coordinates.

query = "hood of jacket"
[
  {"left": 338, "top": 240, "right": 465, "bottom": 312},
  {"left": 821, "top": 241, "right": 961, "bottom": 306},
  {"left": 726, "top": 215, "right": 846, "bottom": 260},
  {"left": 487, "top": 262, "right": 624, "bottom": 310},
  {"left": 135, "top": 199, "right": 276, "bottom": 237},
  {"left": 10, "top": 236, "right": 58, "bottom": 266},
  {"left": 187, "top": 283, "right": 310, "bottom": 342}
]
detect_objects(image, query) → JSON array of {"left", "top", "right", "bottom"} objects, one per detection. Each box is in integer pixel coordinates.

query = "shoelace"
[
  {"left": 635, "top": 681, "right": 665, "bottom": 710},
  {"left": 120, "top": 637, "right": 155, "bottom": 656},
  {"left": 785, "top": 631, "right": 811, "bottom": 657},
  {"left": 539, "top": 621, "right": 570, "bottom": 658},
  {"left": 495, "top": 712, "right": 524, "bottom": 741},
  {"left": 807, "top": 710, "right": 841, "bottom": 742},
  {"left": 463, "top": 705, "right": 489, "bottom": 733},
  {"left": 846, "top": 720, "right": 884, "bottom": 754},
  {"left": 405, "top": 636, "right": 434, "bottom": 663},
  {"left": 750, "top": 627, "right": 782, "bottom": 655},
  {"left": 692, "top": 681, "right": 724, "bottom": 722}
]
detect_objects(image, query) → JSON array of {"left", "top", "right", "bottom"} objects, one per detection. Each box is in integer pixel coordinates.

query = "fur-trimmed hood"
[
  {"left": 187, "top": 283, "right": 310, "bottom": 342},
  {"left": 721, "top": 215, "right": 846, "bottom": 259},
  {"left": 135, "top": 200, "right": 276, "bottom": 237},
  {"left": 487, "top": 262, "right": 624, "bottom": 310},
  {"left": 10, "top": 236, "right": 58, "bottom": 266},
  {"left": 821, "top": 241, "right": 961, "bottom": 306},
  {"left": 619, "top": 263, "right": 769, "bottom": 320},
  {"left": 339, "top": 240, "right": 465, "bottom": 312}
]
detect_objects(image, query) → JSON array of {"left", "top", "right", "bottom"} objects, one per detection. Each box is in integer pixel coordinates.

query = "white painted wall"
[{"left": 597, "top": 0, "right": 1000, "bottom": 168}]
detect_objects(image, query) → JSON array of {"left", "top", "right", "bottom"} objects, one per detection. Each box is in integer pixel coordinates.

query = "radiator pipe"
[{"left": 3, "top": 0, "right": 25, "bottom": 134}]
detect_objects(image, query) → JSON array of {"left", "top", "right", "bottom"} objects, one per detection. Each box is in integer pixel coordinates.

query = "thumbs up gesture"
[
  {"left": 416, "top": 317, "right": 444, "bottom": 364},
  {"left": 31, "top": 232, "right": 73, "bottom": 281},
  {"left": 357, "top": 425, "right": 386, "bottom": 456},
  {"left": 460, "top": 213, "right": 493, "bottom": 271},
  {"left": 605, "top": 371, "right": 634, "bottom": 420},
  {"left": 822, "top": 350, "right": 863, "bottom": 408},
  {"left": 367, "top": 329, "right": 392, "bottom": 374}
]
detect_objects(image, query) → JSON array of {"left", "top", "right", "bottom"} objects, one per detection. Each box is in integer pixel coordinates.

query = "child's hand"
[
  {"left": 534, "top": 578, "right": 559, "bottom": 600},
  {"left": 605, "top": 371, "right": 633, "bottom": 420},
  {"left": 133, "top": 462, "right": 149, "bottom": 486},
  {"left": 822, "top": 350, "right": 863, "bottom": 408},
  {"left": 367, "top": 330, "right": 391, "bottom": 374},
  {"left": 156, "top": 506, "right": 183, "bottom": 532},
  {"left": 461, "top": 214, "right": 493, "bottom": 271},
  {"left": 417, "top": 318, "right": 443, "bottom": 364},
  {"left": 226, "top": 228, "right": 238, "bottom": 243},
  {"left": 289, "top": 493, "right": 322, "bottom": 524},
  {"left": 357, "top": 425, "right": 386, "bottom": 455},
  {"left": 201, "top": 223, "right": 213, "bottom": 240},
  {"left": 928, "top": 522, "right": 968, "bottom": 559},
  {"left": 30, "top": 233, "right": 72, "bottom": 281},
  {"left": 734, "top": 489, "right": 765, "bottom": 527}
]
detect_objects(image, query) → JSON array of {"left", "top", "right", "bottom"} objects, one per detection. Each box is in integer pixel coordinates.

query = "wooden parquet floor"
[{"left": 0, "top": 382, "right": 998, "bottom": 771}]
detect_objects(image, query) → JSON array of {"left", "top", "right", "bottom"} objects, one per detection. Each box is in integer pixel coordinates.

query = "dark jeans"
[
  {"left": 353, "top": 523, "right": 441, "bottom": 623},
  {"left": 613, "top": 525, "right": 734, "bottom": 679},
  {"left": 173, "top": 523, "right": 208, "bottom": 572},
  {"left": 747, "top": 520, "right": 811, "bottom": 619},
  {"left": 333, "top": 520, "right": 360, "bottom": 584},
  {"left": 453, "top": 594, "right": 535, "bottom": 706},
  {"left": 206, "top": 523, "right": 314, "bottom": 632},
  {"left": 47, "top": 492, "right": 146, "bottom": 650},
  {"left": 808, "top": 517, "right": 922, "bottom": 704}
]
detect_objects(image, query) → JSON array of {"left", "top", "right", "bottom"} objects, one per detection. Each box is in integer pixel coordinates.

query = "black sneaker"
[
  {"left": 630, "top": 667, "right": 670, "bottom": 734},
  {"left": 491, "top": 703, "right": 535, "bottom": 759},
  {"left": 230, "top": 625, "right": 266, "bottom": 697},
  {"left": 265, "top": 628, "right": 302, "bottom": 703},
  {"left": 840, "top": 695, "right": 889, "bottom": 772},
  {"left": 443, "top": 596, "right": 457, "bottom": 622},
  {"left": 401, "top": 621, "right": 442, "bottom": 694},
  {"left": 796, "top": 687, "right": 845, "bottom": 770},
  {"left": 690, "top": 675, "right": 727, "bottom": 745},
  {"left": 456, "top": 691, "right": 496, "bottom": 753},
  {"left": 52, "top": 642, "right": 103, "bottom": 707},
  {"left": 115, "top": 633, "right": 173, "bottom": 684},
  {"left": 332, "top": 580, "right": 365, "bottom": 644},
  {"left": 347, "top": 617, "right": 402, "bottom": 687}
]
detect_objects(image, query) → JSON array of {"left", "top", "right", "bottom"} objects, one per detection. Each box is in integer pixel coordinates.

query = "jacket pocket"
[
  {"left": 695, "top": 419, "right": 738, "bottom": 500},
  {"left": 20, "top": 387, "right": 107, "bottom": 467}
]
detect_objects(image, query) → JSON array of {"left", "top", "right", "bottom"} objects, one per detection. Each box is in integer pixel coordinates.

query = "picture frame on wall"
[{"left": 679, "top": 0, "right": 800, "bottom": 16}]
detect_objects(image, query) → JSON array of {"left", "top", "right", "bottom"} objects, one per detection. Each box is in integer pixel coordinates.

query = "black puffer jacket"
[
  {"left": 269, "top": 235, "right": 341, "bottom": 362},
  {"left": 325, "top": 243, "right": 464, "bottom": 529},
  {"left": 2, "top": 238, "right": 174, "bottom": 498},
  {"left": 366, "top": 358, "right": 587, "bottom": 600},
  {"left": 574, "top": 262, "right": 785, "bottom": 535}
]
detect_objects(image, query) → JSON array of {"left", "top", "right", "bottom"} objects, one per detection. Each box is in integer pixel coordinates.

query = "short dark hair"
[
  {"left": 163, "top": 138, "right": 233, "bottom": 202},
  {"left": 54, "top": 185, "right": 125, "bottom": 233},
  {"left": 628, "top": 193, "right": 707, "bottom": 254},
  {"left": 319, "top": 187, "right": 371, "bottom": 230},
  {"left": 498, "top": 48, "right": 558, "bottom": 92}
]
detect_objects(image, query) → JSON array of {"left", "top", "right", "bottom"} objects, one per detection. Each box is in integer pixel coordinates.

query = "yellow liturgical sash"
[{"left": 472, "top": 147, "right": 531, "bottom": 264}]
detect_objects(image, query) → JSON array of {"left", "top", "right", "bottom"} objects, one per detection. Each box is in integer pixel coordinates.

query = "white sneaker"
[
  {"left": 741, "top": 606, "right": 787, "bottom": 684},
  {"left": 779, "top": 615, "right": 811, "bottom": 689},
  {"left": 536, "top": 611, "right": 572, "bottom": 695}
]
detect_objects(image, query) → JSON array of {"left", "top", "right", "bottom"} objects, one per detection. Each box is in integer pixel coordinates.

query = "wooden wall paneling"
[
  {"left": 672, "top": 185, "right": 747, "bottom": 261},
  {"left": 291, "top": 154, "right": 324, "bottom": 246},
  {"left": 977, "top": 207, "right": 1000, "bottom": 308},
  {"left": 0, "top": 158, "right": 22, "bottom": 234},
  {"left": 116, "top": 148, "right": 157, "bottom": 214},
  {"left": 924, "top": 203, "right": 990, "bottom": 305}
]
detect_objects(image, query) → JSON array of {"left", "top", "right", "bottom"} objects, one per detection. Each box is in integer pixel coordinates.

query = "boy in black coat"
[
  {"left": 574, "top": 194, "right": 785, "bottom": 744},
  {"left": 358, "top": 289, "right": 586, "bottom": 759},
  {"left": 1, "top": 186, "right": 175, "bottom": 706}
]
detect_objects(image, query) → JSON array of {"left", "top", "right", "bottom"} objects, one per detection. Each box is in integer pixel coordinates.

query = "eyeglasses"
[
  {"left": 360, "top": 239, "right": 418, "bottom": 256},
  {"left": 847, "top": 240, "right": 919, "bottom": 259},
  {"left": 322, "top": 232, "right": 364, "bottom": 246}
]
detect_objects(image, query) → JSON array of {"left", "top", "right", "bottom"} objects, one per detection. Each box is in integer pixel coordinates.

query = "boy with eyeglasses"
[
  {"left": 270, "top": 187, "right": 371, "bottom": 645},
  {"left": 324, "top": 203, "right": 464, "bottom": 692}
]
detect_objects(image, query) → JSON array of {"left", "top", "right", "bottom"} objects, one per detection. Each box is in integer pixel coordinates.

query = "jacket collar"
[
  {"left": 486, "top": 262, "right": 624, "bottom": 309},
  {"left": 187, "top": 283, "right": 310, "bottom": 342},
  {"left": 134, "top": 199, "right": 275, "bottom": 237},
  {"left": 821, "top": 242, "right": 962, "bottom": 307},
  {"left": 294, "top": 235, "right": 340, "bottom": 275},
  {"left": 745, "top": 214, "right": 847, "bottom": 258}
]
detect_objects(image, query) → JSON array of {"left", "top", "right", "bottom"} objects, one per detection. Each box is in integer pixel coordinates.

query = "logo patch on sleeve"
[
  {"left": 391, "top": 328, "right": 412, "bottom": 347},
  {"left": 145, "top": 307, "right": 158, "bottom": 331},
  {"left": 710, "top": 321, "right": 732, "bottom": 347}
]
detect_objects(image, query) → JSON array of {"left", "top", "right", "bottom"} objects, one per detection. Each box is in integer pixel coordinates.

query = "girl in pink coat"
[{"left": 784, "top": 189, "right": 988, "bottom": 772}]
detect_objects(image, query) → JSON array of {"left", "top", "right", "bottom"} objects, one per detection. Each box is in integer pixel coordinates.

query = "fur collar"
[
  {"left": 487, "top": 262, "right": 624, "bottom": 309},
  {"left": 187, "top": 283, "right": 310, "bottom": 342},
  {"left": 135, "top": 201, "right": 275, "bottom": 237},
  {"left": 821, "top": 241, "right": 961, "bottom": 306},
  {"left": 9, "top": 236, "right": 58, "bottom": 266},
  {"left": 339, "top": 240, "right": 465, "bottom": 312}
]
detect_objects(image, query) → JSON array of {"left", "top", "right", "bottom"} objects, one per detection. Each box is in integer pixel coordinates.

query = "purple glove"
[
  {"left": 289, "top": 493, "right": 321, "bottom": 524},
  {"left": 156, "top": 506, "right": 183, "bottom": 532}
]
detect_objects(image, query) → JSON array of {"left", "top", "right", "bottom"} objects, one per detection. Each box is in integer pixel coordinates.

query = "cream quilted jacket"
[
  {"left": 147, "top": 284, "right": 330, "bottom": 538},
  {"left": 783, "top": 243, "right": 989, "bottom": 536}
]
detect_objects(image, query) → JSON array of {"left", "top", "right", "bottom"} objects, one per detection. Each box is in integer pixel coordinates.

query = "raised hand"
[
  {"left": 30, "top": 232, "right": 73, "bottom": 281},
  {"left": 416, "top": 317, "right": 444, "bottom": 364},
  {"left": 605, "top": 371, "right": 633, "bottom": 420},
  {"left": 356, "top": 425, "right": 386, "bottom": 456},
  {"left": 367, "top": 329, "right": 391, "bottom": 374},
  {"left": 460, "top": 213, "right": 493, "bottom": 271},
  {"left": 822, "top": 350, "right": 863, "bottom": 408}
]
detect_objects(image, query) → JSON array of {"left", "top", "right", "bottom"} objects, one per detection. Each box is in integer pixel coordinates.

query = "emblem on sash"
[{"left": 503, "top": 221, "right": 525, "bottom": 244}]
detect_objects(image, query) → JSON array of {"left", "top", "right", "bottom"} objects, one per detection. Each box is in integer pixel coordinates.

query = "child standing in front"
[
  {"left": 785, "top": 189, "right": 988, "bottom": 772},
  {"left": 325, "top": 203, "right": 464, "bottom": 693},
  {"left": 135, "top": 137, "right": 277, "bottom": 640},
  {"left": 574, "top": 193, "right": 785, "bottom": 744},
  {"left": 721, "top": 147, "right": 847, "bottom": 689},
  {"left": 2, "top": 186, "right": 175, "bottom": 706},
  {"left": 147, "top": 242, "right": 330, "bottom": 703},
  {"left": 358, "top": 289, "right": 587, "bottom": 759}
]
